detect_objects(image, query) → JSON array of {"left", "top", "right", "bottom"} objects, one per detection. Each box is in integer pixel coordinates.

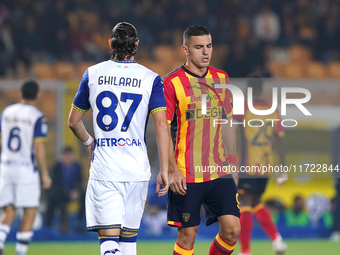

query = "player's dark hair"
[
  {"left": 247, "top": 72, "right": 263, "bottom": 96},
  {"left": 21, "top": 80, "right": 39, "bottom": 100},
  {"left": 183, "top": 24, "right": 210, "bottom": 44},
  {"left": 62, "top": 146, "right": 74, "bottom": 154},
  {"left": 110, "top": 22, "right": 138, "bottom": 61}
]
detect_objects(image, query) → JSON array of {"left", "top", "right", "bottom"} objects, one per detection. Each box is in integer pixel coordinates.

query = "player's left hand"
[
  {"left": 42, "top": 174, "right": 52, "bottom": 189},
  {"left": 156, "top": 171, "right": 169, "bottom": 197}
]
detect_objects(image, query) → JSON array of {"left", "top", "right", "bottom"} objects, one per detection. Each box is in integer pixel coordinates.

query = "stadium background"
[{"left": 0, "top": 0, "right": 340, "bottom": 254}]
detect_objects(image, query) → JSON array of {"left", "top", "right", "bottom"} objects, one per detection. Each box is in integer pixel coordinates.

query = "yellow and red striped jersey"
[
  {"left": 163, "top": 64, "right": 233, "bottom": 183},
  {"left": 234, "top": 101, "right": 285, "bottom": 176}
]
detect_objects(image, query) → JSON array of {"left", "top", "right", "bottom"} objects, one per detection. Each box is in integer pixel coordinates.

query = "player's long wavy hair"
[{"left": 110, "top": 22, "right": 138, "bottom": 61}]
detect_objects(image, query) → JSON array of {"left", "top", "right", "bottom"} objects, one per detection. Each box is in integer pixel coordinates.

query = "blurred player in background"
[
  {"left": 234, "top": 74, "right": 288, "bottom": 255},
  {"left": 0, "top": 80, "right": 51, "bottom": 255},
  {"left": 164, "top": 24, "right": 240, "bottom": 255},
  {"left": 330, "top": 126, "right": 340, "bottom": 242},
  {"left": 68, "top": 22, "right": 169, "bottom": 255},
  {"left": 45, "top": 146, "right": 85, "bottom": 234}
]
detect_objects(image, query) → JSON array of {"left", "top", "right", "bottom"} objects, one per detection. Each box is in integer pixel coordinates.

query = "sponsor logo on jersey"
[
  {"left": 96, "top": 138, "right": 142, "bottom": 147},
  {"left": 186, "top": 107, "right": 222, "bottom": 120}
]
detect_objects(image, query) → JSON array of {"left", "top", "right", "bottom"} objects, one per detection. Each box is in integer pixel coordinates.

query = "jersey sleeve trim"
[
  {"left": 34, "top": 137, "right": 47, "bottom": 142},
  {"left": 72, "top": 103, "right": 88, "bottom": 113},
  {"left": 150, "top": 107, "right": 167, "bottom": 115}
]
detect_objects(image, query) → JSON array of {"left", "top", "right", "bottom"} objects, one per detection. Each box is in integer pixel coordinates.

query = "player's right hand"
[
  {"left": 42, "top": 174, "right": 52, "bottom": 189},
  {"left": 169, "top": 169, "right": 187, "bottom": 196},
  {"left": 85, "top": 140, "right": 95, "bottom": 160},
  {"left": 156, "top": 171, "right": 169, "bottom": 197}
]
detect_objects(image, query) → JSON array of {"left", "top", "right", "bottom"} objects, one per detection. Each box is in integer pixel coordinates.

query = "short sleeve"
[
  {"left": 34, "top": 116, "right": 48, "bottom": 141},
  {"left": 72, "top": 69, "right": 91, "bottom": 113},
  {"left": 149, "top": 75, "right": 167, "bottom": 115},
  {"left": 163, "top": 77, "right": 177, "bottom": 124}
]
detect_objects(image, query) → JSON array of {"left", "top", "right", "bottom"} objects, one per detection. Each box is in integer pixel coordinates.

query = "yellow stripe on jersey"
[
  {"left": 172, "top": 76, "right": 189, "bottom": 179},
  {"left": 34, "top": 137, "right": 47, "bottom": 142},
  {"left": 191, "top": 76, "right": 204, "bottom": 181},
  {"left": 72, "top": 103, "right": 88, "bottom": 113},
  {"left": 150, "top": 107, "right": 166, "bottom": 115},
  {"left": 216, "top": 72, "right": 233, "bottom": 118}
]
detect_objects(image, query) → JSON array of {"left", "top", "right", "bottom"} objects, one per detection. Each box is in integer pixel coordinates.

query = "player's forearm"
[
  {"left": 222, "top": 116, "right": 236, "bottom": 156},
  {"left": 276, "top": 135, "right": 286, "bottom": 166},
  {"left": 68, "top": 108, "right": 90, "bottom": 143},
  {"left": 155, "top": 123, "right": 169, "bottom": 174},
  {"left": 69, "top": 120, "right": 90, "bottom": 142},
  {"left": 34, "top": 141, "right": 49, "bottom": 177},
  {"left": 153, "top": 111, "right": 170, "bottom": 174}
]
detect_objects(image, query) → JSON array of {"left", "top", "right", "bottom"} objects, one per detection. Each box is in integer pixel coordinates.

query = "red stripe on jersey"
[
  {"left": 174, "top": 107, "right": 181, "bottom": 162},
  {"left": 214, "top": 124, "right": 224, "bottom": 177},
  {"left": 187, "top": 119, "right": 195, "bottom": 181}
]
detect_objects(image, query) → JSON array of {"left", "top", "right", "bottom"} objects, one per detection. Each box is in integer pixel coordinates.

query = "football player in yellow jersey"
[
  {"left": 164, "top": 25, "right": 240, "bottom": 255},
  {"left": 234, "top": 74, "right": 288, "bottom": 255}
]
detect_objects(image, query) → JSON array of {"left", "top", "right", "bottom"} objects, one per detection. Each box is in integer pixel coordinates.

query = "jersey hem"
[{"left": 89, "top": 176, "right": 150, "bottom": 182}]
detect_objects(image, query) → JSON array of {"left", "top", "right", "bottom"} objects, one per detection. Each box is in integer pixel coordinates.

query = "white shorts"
[
  {"left": 0, "top": 180, "right": 41, "bottom": 208},
  {"left": 85, "top": 179, "right": 148, "bottom": 231}
]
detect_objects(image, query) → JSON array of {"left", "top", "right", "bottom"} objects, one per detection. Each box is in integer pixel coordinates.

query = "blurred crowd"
[{"left": 1, "top": 0, "right": 340, "bottom": 77}]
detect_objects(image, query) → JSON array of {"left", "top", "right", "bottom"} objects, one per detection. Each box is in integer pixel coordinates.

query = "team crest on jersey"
[{"left": 182, "top": 213, "right": 190, "bottom": 222}]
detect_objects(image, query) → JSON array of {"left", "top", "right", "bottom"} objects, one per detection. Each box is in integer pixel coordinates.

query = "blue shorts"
[
  {"left": 237, "top": 178, "right": 268, "bottom": 195},
  {"left": 167, "top": 177, "right": 240, "bottom": 228}
]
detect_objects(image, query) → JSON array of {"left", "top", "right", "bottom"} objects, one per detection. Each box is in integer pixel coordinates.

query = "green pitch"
[{"left": 3, "top": 239, "right": 339, "bottom": 255}]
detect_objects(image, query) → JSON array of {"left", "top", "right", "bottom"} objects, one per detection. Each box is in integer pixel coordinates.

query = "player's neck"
[
  {"left": 20, "top": 99, "right": 36, "bottom": 106},
  {"left": 111, "top": 56, "right": 135, "bottom": 61},
  {"left": 185, "top": 62, "right": 207, "bottom": 76},
  {"left": 121, "top": 56, "right": 135, "bottom": 61}
]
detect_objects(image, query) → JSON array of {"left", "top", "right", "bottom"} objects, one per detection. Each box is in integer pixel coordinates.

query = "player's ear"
[
  {"left": 108, "top": 39, "right": 113, "bottom": 50},
  {"left": 182, "top": 45, "right": 188, "bottom": 56},
  {"left": 36, "top": 91, "right": 41, "bottom": 100}
]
